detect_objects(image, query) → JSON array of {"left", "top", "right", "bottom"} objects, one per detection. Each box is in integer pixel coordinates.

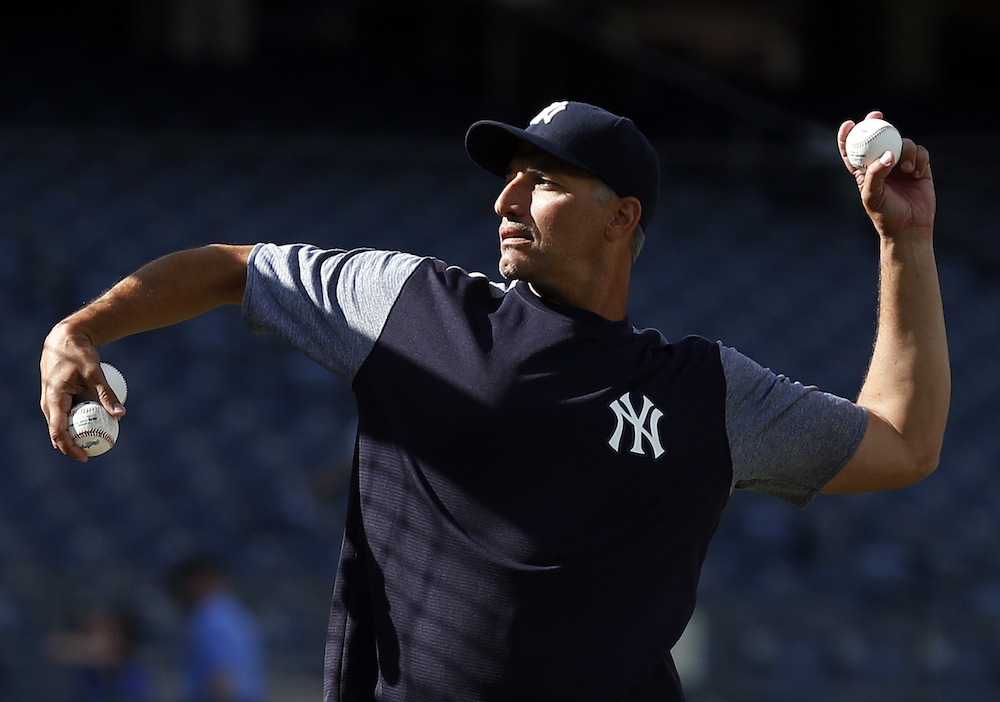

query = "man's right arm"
[{"left": 40, "top": 244, "right": 253, "bottom": 461}]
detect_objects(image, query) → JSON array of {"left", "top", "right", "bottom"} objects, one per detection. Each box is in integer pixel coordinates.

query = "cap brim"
[{"left": 465, "top": 120, "right": 596, "bottom": 178}]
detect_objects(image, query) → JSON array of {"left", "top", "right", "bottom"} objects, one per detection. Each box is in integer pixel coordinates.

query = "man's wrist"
[
  {"left": 878, "top": 225, "right": 935, "bottom": 249},
  {"left": 53, "top": 314, "right": 101, "bottom": 350}
]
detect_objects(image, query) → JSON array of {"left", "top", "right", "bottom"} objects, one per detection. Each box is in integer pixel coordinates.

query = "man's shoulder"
[
  {"left": 416, "top": 256, "right": 511, "bottom": 297},
  {"left": 628, "top": 330, "right": 723, "bottom": 363}
]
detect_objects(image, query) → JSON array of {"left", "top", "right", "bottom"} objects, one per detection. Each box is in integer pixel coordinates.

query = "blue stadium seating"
[{"left": 2, "top": 127, "right": 999, "bottom": 701}]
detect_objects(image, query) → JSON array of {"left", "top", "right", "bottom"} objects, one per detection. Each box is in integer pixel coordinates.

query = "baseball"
[
  {"left": 845, "top": 118, "right": 902, "bottom": 168},
  {"left": 101, "top": 362, "right": 128, "bottom": 404},
  {"left": 68, "top": 401, "right": 120, "bottom": 457}
]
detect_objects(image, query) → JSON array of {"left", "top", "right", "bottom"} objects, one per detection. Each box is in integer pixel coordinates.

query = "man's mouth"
[{"left": 500, "top": 223, "right": 535, "bottom": 244}]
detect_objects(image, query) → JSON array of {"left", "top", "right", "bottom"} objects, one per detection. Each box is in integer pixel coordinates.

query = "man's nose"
[{"left": 495, "top": 174, "right": 527, "bottom": 218}]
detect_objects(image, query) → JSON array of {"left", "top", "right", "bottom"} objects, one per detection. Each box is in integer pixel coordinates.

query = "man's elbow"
[
  {"left": 823, "top": 419, "right": 943, "bottom": 494},
  {"left": 887, "top": 440, "right": 942, "bottom": 490},
  {"left": 204, "top": 243, "right": 252, "bottom": 306},
  {"left": 908, "top": 445, "right": 942, "bottom": 485},
  {"left": 871, "top": 410, "right": 945, "bottom": 489}
]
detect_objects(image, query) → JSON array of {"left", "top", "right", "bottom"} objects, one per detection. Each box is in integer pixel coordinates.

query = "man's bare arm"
[
  {"left": 822, "top": 114, "right": 950, "bottom": 493},
  {"left": 40, "top": 244, "right": 253, "bottom": 461}
]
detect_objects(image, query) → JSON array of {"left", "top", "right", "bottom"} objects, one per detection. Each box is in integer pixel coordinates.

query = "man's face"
[{"left": 494, "top": 143, "right": 610, "bottom": 300}]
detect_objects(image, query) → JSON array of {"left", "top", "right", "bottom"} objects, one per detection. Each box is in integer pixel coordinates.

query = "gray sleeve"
[
  {"left": 243, "top": 243, "right": 423, "bottom": 382},
  {"left": 720, "top": 343, "right": 869, "bottom": 509}
]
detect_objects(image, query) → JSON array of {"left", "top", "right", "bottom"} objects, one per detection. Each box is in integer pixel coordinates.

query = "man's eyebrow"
[
  {"left": 505, "top": 163, "right": 546, "bottom": 178},
  {"left": 505, "top": 162, "right": 563, "bottom": 179}
]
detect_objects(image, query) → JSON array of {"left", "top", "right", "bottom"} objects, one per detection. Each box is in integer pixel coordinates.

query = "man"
[
  {"left": 41, "top": 101, "right": 948, "bottom": 701},
  {"left": 167, "top": 556, "right": 266, "bottom": 702}
]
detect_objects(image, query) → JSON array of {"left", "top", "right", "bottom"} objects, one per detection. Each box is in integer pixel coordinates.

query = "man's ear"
[{"left": 605, "top": 196, "right": 642, "bottom": 241}]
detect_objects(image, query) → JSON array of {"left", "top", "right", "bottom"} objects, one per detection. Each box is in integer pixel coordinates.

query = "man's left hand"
[{"left": 838, "top": 111, "right": 935, "bottom": 239}]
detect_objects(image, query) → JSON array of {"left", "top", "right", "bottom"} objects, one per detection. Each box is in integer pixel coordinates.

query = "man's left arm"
[{"left": 823, "top": 111, "right": 950, "bottom": 493}]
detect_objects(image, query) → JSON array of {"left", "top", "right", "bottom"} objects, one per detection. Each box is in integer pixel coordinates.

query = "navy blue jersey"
[{"left": 243, "top": 244, "right": 868, "bottom": 702}]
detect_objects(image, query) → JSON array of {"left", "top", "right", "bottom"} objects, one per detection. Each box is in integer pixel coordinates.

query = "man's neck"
[{"left": 526, "top": 277, "right": 629, "bottom": 321}]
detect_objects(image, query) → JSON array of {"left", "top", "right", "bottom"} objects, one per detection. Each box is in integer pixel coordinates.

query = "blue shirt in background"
[{"left": 184, "top": 592, "right": 265, "bottom": 702}]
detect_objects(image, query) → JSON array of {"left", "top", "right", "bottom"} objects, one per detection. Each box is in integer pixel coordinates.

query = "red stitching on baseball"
[
  {"left": 858, "top": 126, "right": 890, "bottom": 147},
  {"left": 73, "top": 429, "right": 115, "bottom": 447}
]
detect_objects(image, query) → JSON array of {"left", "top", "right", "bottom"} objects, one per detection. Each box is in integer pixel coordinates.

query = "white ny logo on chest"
[{"left": 608, "top": 392, "right": 665, "bottom": 459}]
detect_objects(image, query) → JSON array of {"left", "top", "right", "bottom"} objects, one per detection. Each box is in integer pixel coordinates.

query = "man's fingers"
[
  {"left": 92, "top": 368, "right": 126, "bottom": 418},
  {"left": 883, "top": 139, "right": 930, "bottom": 180},
  {"left": 837, "top": 120, "right": 856, "bottom": 171},
  {"left": 42, "top": 391, "right": 88, "bottom": 461},
  {"left": 913, "top": 144, "right": 931, "bottom": 179},
  {"left": 855, "top": 148, "right": 895, "bottom": 214},
  {"left": 866, "top": 148, "right": 895, "bottom": 183},
  {"left": 897, "top": 138, "right": 919, "bottom": 174},
  {"left": 54, "top": 430, "right": 89, "bottom": 462},
  {"left": 39, "top": 328, "right": 106, "bottom": 461},
  {"left": 837, "top": 120, "right": 854, "bottom": 146}
]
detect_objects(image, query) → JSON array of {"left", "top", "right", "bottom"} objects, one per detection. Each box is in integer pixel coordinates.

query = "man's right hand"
[{"left": 40, "top": 323, "right": 126, "bottom": 462}]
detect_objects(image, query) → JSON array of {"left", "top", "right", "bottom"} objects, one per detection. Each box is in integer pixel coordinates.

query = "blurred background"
[{"left": 1, "top": 0, "right": 999, "bottom": 700}]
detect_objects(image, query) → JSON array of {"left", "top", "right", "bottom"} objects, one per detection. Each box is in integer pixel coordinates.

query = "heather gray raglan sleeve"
[
  {"left": 243, "top": 243, "right": 424, "bottom": 383},
  {"left": 720, "top": 343, "right": 869, "bottom": 509}
]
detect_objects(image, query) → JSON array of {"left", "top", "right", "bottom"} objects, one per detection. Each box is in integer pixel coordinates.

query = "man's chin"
[{"left": 498, "top": 255, "right": 526, "bottom": 281}]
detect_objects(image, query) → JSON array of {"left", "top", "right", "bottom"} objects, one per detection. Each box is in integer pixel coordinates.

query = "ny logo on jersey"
[
  {"left": 607, "top": 392, "right": 665, "bottom": 459},
  {"left": 530, "top": 101, "right": 569, "bottom": 126}
]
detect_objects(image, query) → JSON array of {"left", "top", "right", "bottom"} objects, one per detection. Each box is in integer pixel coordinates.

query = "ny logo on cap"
[{"left": 530, "top": 101, "right": 569, "bottom": 126}]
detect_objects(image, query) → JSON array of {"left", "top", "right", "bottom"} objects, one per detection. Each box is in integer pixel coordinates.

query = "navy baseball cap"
[{"left": 465, "top": 100, "right": 660, "bottom": 230}]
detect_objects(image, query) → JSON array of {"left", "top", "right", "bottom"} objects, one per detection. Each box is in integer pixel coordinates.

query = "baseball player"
[{"left": 41, "top": 101, "right": 948, "bottom": 701}]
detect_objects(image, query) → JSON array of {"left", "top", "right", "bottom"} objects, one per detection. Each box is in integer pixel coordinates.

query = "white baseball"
[
  {"left": 845, "top": 118, "right": 902, "bottom": 168},
  {"left": 68, "top": 401, "right": 120, "bottom": 457},
  {"left": 101, "top": 362, "right": 128, "bottom": 404}
]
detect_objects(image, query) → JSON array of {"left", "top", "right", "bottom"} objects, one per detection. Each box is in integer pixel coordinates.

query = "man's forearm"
[
  {"left": 857, "top": 230, "right": 950, "bottom": 472},
  {"left": 41, "top": 244, "right": 254, "bottom": 460},
  {"left": 55, "top": 244, "right": 252, "bottom": 346}
]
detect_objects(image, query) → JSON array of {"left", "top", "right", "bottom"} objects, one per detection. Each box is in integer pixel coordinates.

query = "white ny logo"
[
  {"left": 530, "top": 101, "right": 569, "bottom": 125},
  {"left": 608, "top": 392, "right": 665, "bottom": 459}
]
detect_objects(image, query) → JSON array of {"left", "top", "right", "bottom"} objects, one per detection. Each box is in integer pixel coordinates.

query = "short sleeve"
[
  {"left": 243, "top": 243, "right": 423, "bottom": 382},
  {"left": 719, "top": 343, "right": 869, "bottom": 508}
]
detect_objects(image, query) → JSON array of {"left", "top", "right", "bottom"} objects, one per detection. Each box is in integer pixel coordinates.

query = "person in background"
[
  {"left": 47, "top": 603, "right": 153, "bottom": 702},
  {"left": 167, "top": 556, "right": 266, "bottom": 702}
]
